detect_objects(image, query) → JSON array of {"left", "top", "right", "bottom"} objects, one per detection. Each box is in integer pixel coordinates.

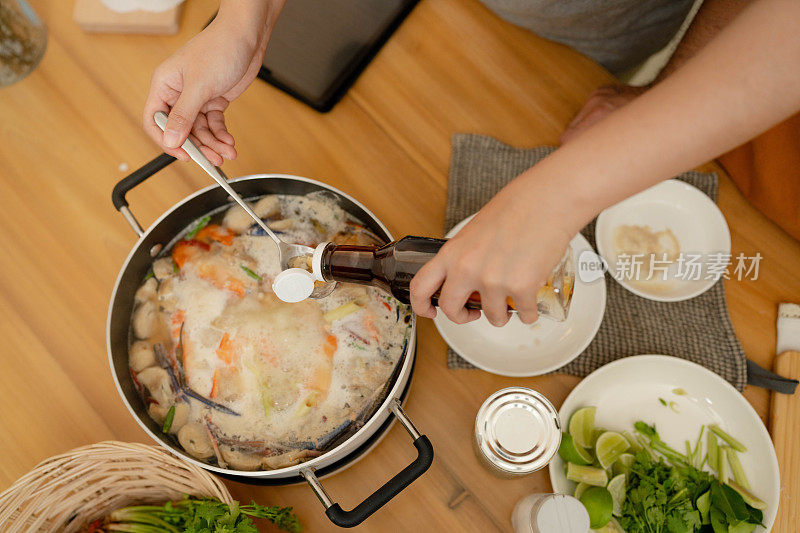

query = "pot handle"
[
  {"left": 301, "top": 398, "right": 433, "bottom": 528},
  {"left": 111, "top": 153, "right": 177, "bottom": 236}
]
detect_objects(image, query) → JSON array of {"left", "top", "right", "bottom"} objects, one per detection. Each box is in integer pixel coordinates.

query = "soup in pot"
[{"left": 128, "top": 192, "right": 411, "bottom": 471}]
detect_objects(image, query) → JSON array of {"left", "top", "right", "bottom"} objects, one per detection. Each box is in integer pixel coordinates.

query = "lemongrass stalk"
[
  {"left": 718, "top": 445, "right": 730, "bottom": 484},
  {"left": 726, "top": 448, "right": 750, "bottom": 489},
  {"left": 708, "top": 424, "right": 747, "bottom": 452},
  {"left": 707, "top": 432, "right": 719, "bottom": 472}
]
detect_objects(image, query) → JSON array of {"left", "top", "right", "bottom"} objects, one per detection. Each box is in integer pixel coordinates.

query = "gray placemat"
[{"left": 445, "top": 134, "right": 747, "bottom": 391}]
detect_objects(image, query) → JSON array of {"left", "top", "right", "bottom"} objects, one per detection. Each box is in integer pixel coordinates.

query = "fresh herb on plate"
[
  {"left": 559, "top": 409, "right": 767, "bottom": 532},
  {"left": 84, "top": 496, "right": 302, "bottom": 533},
  {"left": 620, "top": 422, "right": 764, "bottom": 533}
]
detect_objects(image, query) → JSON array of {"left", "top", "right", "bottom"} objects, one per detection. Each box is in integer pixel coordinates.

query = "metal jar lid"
[{"left": 475, "top": 387, "right": 561, "bottom": 476}]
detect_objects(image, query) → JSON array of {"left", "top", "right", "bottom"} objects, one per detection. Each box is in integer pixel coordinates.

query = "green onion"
[
  {"left": 161, "top": 405, "right": 175, "bottom": 433},
  {"left": 186, "top": 215, "right": 211, "bottom": 239},
  {"left": 143, "top": 269, "right": 155, "bottom": 281},
  {"left": 241, "top": 265, "right": 262, "bottom": 281},
  {"left": 659, "top": 398, "right": 667, "bottom": 406},
  {"left": 172, "top": 260, "right": 179, "bottom": 274},
  {"left": 709, "top": 424, "right": 747, "bottom": 452}
]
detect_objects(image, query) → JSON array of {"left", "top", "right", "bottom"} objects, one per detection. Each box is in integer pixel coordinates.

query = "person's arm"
[
  {"left": 560, "top": 0, "right": 749, "bottom": 142},
  {"left": 142, "top": 0, "right": 284, "bottom": 165},
  {"left": 411, "top": 0, "right": 800, "bottom": 326}
]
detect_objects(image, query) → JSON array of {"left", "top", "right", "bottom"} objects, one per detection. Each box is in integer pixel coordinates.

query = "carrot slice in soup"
[
  {"left": 172, "top": 240, "right": 210, "bottom": 268},
  {"left": 216, "top": 333, "right": 235, "bottom": 365},
  {"left": 195, "top": 224, "right": 234, "bottom": 246}
]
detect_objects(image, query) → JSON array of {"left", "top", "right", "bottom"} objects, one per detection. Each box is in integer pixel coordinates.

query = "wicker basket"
[{"left": 0, "top": 441, "right": 233, "bottom": 533}]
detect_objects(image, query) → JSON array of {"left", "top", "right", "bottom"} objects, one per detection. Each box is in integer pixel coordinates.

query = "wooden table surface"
[{"left": 1, "top": 0, "right": 799, "bottom": 531}]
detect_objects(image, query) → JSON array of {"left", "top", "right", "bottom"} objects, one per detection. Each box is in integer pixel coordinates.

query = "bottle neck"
[{"left": 321, "top": 243, "right": 388, "bottom": 290}]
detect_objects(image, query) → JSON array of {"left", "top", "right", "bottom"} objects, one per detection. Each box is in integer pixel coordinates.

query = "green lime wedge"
[
  {"left": 595, "top": 431, "right": 630, "bottom": 469},
  {"left": 559, "top": 433, "right": 594, "bottom": 466},
  {"left": 579, "top": 486, "right": 613, "bottom": 529},
  {"left": 567, "top": 463, "right": 609, "bottom": 487},
  {"left": 569, "top": 407, "right": 597, "bottom": 448},
  {"left": 612, "top": 453, "right": 635, "bottom": 477},
  {"left": 591, "top": 517, "right": 625, "bottom": 532},
  {"left": 574, "top": 482, "right": 591, "bottom": 499},
  {"left": 623, "top": 431, "right": 642, "bottom": 453},
  {"left": 607, "top": 474, "right": 627, "bottom": 516}
]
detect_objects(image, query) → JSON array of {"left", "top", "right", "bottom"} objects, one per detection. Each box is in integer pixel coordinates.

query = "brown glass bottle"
[{"left": 314, "top": 236, "right": 575, "bottom": 320}]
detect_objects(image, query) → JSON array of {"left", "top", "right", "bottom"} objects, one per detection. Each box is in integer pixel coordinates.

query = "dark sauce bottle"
[{"left": 313, "top": 236, "right": 574, "bottom": 320}]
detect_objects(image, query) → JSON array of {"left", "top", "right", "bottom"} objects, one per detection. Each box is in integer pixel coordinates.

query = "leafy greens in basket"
[{"left": 84, "top": 496, "right": 301, "bottom": 533}]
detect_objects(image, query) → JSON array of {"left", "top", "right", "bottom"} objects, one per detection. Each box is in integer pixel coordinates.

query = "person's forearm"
[
  {"left": 216, "top": 0, "right": 284, "bottom": 45},
  {"left": 658, "top": 0, "right": 749, "bottom": 80},
  {"left": 521, "top": 0, "right": 800, "bottom": 234}
]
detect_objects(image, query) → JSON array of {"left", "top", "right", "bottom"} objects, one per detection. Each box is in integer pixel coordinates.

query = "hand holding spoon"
[{"left": 153, "top": 112, "right": 336, "bottom": 301}]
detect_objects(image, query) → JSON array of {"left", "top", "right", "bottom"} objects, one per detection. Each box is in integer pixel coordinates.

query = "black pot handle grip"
[
  {"left": 112, "top": 153, "right": 176, "bottom": 210},
  {"left": 111, "top": 153, "right": 176, "bottom": 235},
  {"left": 302, "top": 399, "right": 433, "bottom": 528}
]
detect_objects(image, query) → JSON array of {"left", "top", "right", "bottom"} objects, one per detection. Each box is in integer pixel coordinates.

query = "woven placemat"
[{"left": 444, "top": 134, "right": 747, "bottom": 391}]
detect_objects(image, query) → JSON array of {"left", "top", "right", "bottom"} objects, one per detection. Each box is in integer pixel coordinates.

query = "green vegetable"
[
  {"left": 186, "top": 215, "right": 211, "bottom": 239},
  {"left": 726, "top": 448, "right": 750, "bottom": 489},
  {"left": 172, "top": 260, "right": 179, "bottom": 274},
  {"left": 617, "top": 422, "right": 764, "bottom": 533},
  {"left": 94, "top": 496, "right": 301, "bottom": 532},
  {"left": 161, "top": 405, "right": 175, "bottom": 433},
  {"left": 143, "top": 269, "right": 155, "bottom": 282},
  {"left": 708, "top": 432, "right": 719, "bottom": 472},
  {"left": 708, "top": 424, "right": 747, "bottom": 452},
  {"left": 240, "top": 265, "right": 262, "bottom": 281},
  {"left": 659, "top": 398, "right": 667, "bottom": 406},
  {"left": 718, "top": 446, "right": 730, "bottom": 484}
]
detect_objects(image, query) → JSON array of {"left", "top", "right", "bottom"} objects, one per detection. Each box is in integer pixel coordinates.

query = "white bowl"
[
  {"left": 595, "top": 179, "right": 731, "bottom": 302},
  {"left": 433, "top": 216, "right": 606, "bottom": 377},
  {"left": 549, "top": 355, "right": 780, "bottom": 532}
]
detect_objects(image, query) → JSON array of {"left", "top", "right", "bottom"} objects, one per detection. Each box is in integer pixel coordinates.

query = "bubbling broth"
[{"left": 128, "top": 192, "right": 411, "bottom": 471}]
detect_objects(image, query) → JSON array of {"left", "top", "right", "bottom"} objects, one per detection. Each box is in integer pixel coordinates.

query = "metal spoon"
[{"left": 153, "top": 112, "right": 336, "bottom": 299}]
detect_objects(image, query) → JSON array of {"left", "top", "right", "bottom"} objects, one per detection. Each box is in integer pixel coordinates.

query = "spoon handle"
[{"left": 153, "top": 111, "right": 280, "bottom": 246}]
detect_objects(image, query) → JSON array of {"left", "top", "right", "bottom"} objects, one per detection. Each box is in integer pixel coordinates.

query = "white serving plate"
[
  {"left": 595, "top": 179, "right": 731, "bottom": 302},
  {"left": 433, "top": 216, "right": 606, "bottom": 377},
  {"left": 549, "top": 355, "right": 780, "bottom": 532}
]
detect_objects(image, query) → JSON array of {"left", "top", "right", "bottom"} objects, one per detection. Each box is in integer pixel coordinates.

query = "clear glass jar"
[{"left": 1, "top": 0, "right": 47, "bottom": 87}]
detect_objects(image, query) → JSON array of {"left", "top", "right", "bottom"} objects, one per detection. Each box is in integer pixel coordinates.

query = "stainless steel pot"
[{"left": 107, "top": 154, "right": 433, "bottom": 528}]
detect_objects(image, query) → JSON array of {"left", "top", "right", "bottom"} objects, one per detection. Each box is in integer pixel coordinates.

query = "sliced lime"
[
  {"left": 559, "top": 433, "right": 594, "bottom": 466},
  {"left": 595, "top": 431, "right": 630, "bottom": 469},
  {"left": 579, "top": 486, "right": 613, "bottom": 529},
  {"left": 592, "top": 517, "right": 625, "bottom": 532},
  {"left": 567, "top": 463, "right": 609, "bottom": 487},
  {"left": 612, "top": 453, "right": 635, "bottom": 477},
  {"left": 607, "top": 474, "right": 626, "bottom": 516},
  {"left": 623, "top": 431, "right": 642, "bottom": 453},
  {"left": 574, "top": 482, "right": 591, "bottom": 499},
  {"left": 569, "top": 407, "right": 597, "bottom": 448}
]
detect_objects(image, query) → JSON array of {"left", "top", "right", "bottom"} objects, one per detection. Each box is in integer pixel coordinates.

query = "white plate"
[
  {"left": 595, "top": 179, "right": 731, "bottom": 302},
  {"left": 549, "top": 355, "right": 780, "bottom": 532},
  {"left": 432, "top": 216, "right": 606, "bottom": 377}
]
